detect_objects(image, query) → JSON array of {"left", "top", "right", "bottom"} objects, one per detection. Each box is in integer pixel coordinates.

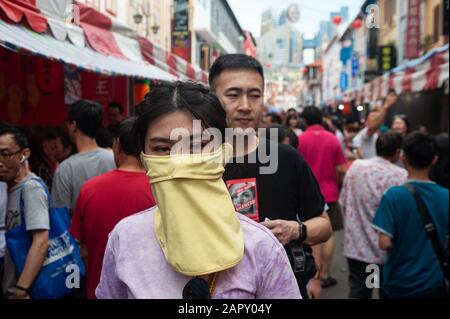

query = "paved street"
[
  {"left": 321, "top": 231, "right": 380, "bottom": 299},
  {"left": 321, "top": 231, "right": 349, "bottom": 299}
]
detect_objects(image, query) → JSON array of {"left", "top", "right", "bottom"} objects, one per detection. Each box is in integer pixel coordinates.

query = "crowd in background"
[{"left": 0, "top": 55, "right": 448, "bottom": 300}]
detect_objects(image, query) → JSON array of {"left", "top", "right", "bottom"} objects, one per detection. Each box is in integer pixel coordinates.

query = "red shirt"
[
  {"left": 70, "top": 170, "right": 156, "bottom": 299},
  {"left": 298, "top": 125, "right": 346, "bottom": 203}
]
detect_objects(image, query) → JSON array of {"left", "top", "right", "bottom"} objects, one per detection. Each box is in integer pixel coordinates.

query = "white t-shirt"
[{"left": 353, "top": 128, "right": 379, "bottom": 159}]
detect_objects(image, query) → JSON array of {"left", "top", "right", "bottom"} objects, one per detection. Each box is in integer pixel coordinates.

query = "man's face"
[
  {"left": 366, "top": 110, "right": 379, "bottom": 127},
  {"left": 213, "top": 70, "right": 264, "bottom": 130},
  {"left": 0, "top": 134, "right": 26, "bottom": 183},
  {"left": 108, "top": 107, "right": 123, "bottom": 126}
]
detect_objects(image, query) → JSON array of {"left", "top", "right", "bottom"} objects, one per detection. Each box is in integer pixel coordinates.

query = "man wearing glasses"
[{"left": 0, "top": 123, "right": 50, "bottom": 299}]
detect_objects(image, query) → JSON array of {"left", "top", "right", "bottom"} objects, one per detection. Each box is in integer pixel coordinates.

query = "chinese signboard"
[
  {"left": 378, "top": 45, "right": 397, "bottom": 72},
  {"left": 172, "top": 0, "right": 191, "bottom": 63},
  {"left": 405, "top": 0, "right": 421, "bottom": 59},
  {"left": 351, "top": 53, "right": 359, "bottom": 78}
]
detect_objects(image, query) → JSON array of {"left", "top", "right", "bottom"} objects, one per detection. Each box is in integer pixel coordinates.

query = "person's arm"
[
  {"left": 70, "top": 188, "right": 88, "bottom": 266},
  {"left": 336, "top": 164, "right": 346, "bottom": 186},
  {"left": 366, "top": 93, "right": 398, "bottom": 136},
  {"left": 261, "top": 212, "right": 331, "bottom": 246},
  {"left": 80, "top": 243, "right": 88, "bottom": 267},
  {"left": 335, "top": 142, "right": 347, "bottom": 186},
  {"left": 372, "top": 190, "right": 396, "bottom": 253},
  {"left": 12, "top": 230, "right": 49, "bottom": 299},
  {"left": 379, "top": 234, "right": 393, "bottom": 251}
]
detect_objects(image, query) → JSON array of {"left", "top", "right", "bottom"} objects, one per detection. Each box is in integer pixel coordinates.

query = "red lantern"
[
  {"left": 352, "top": 19, "right": 362, "bottom": 29},
  {"left": 333, "top": 15, "right": 342, "bottom": 25}
]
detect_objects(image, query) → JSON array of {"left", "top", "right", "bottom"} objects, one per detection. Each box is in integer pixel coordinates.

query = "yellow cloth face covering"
[{"left": 141, "top": 143, "right": 244, "bottom": 276}]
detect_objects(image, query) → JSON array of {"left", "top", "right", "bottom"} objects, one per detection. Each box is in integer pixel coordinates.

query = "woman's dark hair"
[
  {"left": 430, "top": 133, "right": 449, "bottom": 189},
  {"left": 96, "top": 127, "right": 114, "bottom": 149},
  {"left": 266, "top": 113, "right": 283, "bottom": 125},
  {"left": 376, "top": 130, "right": 403, "bottom": 158},
  {"left": 285, "top": 114, "right": 299, "bottom": 128},
  {"left": 392, "top": 114, "right": 410, "bottom": 133},
  {"left": 133, "top": 81, "right": 227, "bottom": 152},
  {"left": 403, "top": 131, "right": 438, "bottom": 169},
  {"left": 209, "top": 54, "right": 264, "bottom": 90}
]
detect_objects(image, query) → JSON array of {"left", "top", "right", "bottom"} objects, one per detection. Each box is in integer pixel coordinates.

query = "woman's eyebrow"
[{"left": 148, "top": 137, "right": 174, "bottom": 143}]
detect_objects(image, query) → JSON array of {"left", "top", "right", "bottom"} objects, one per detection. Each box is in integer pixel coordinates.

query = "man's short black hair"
[
  {"left": 301, "top": 106, "right": 323, "bottom": 126},
  {"left": 117, "top": 117, "right": 140, "bottom": 158},
  {"left": 209, "top": 54, "right": 264, "bottom": 90},
  {"left": 68, "top": 100, "right": 103, "bottom": 138},
  {"left": 108, "top": 101, "right": 123, "bottom": 114},
  {"left": 376, "top": 131, "right": 403, "bottom": 158},
  {"left": 0, "top": 122, "right": 29, "bottom": 149},
  {"left": 403, "top": 131, "right": 438, "bottom": 169}
]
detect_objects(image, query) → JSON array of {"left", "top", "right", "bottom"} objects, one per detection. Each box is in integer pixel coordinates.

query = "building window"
[
  {"left": 106, "top": 0, "right": 117, "bottom": 16},
  {"left": 276, "top": 38, "right": 285, "bottom": 49},
  {"left": 433, "top": 4, "right": 442, "bottom": 43},
  {"left": 384, "top": 0, "right": 396, "bottom": 25}
]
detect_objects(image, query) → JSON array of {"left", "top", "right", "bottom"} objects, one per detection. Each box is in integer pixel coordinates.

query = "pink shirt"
[{"left": 298, "top": 125, "right": 346, "bottom": 203}]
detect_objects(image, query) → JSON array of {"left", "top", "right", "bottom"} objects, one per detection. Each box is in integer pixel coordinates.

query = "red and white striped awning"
[
  {"left": 340, "top": 44, "right": 449, "bottom": 105},
  {"left": 72, "top": 1, "right": 208, "bottom": 84},
  {"left": 0, "top": 0, "right": 209, "bottom": 84}
]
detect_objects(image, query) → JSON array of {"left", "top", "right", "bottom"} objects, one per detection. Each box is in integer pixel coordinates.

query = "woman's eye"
[{"left": 154, "top": 146, "right": 171, "bottom": 153}]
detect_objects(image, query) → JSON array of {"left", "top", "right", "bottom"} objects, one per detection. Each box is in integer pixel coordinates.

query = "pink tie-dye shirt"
[{"left": 340, "top": 157, "right": 407, "bottom": 264}]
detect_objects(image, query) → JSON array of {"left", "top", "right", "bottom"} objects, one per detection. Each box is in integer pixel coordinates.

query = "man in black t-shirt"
[{"left": 209, "top": 54, "right": 332, "bottom": 299}]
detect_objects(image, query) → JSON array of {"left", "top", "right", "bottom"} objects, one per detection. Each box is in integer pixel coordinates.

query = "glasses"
[
  {"left": 182, "top": 273, "right": 219, "bottom": 299},
  {"left": 0, "top": 149, "right": 23, "bottom": 161}
]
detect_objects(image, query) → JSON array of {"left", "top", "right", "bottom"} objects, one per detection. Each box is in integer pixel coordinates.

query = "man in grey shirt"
[
  {"left": 52, "top": 100, "right": 116, "bottom": 212},
  {"left": 0, "top": 123, "right": 50, "bottom": 299}
]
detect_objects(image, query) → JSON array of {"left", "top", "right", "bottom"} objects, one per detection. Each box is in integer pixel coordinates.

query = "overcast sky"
[{"left": 228, "top": 0, "right": 364, "bottom": 38}]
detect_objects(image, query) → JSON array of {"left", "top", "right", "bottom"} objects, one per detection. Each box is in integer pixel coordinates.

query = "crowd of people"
[{"left": 0, "top": 54, "right": 448, "bottom": 300}]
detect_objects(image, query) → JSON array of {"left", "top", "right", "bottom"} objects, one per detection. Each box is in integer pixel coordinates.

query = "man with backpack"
[
  {"left": 0, "top": 123, "right": 50, "bottom": 299},
  {"left": 373, "top": 132, "right": 449, "bottom": 299}
]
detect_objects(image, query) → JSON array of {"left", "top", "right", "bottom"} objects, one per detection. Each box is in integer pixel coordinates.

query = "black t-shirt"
[{"left": 223, "top": 139, "right": 325, "bottom": 223}]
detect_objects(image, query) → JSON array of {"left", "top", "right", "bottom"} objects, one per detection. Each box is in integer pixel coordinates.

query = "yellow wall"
[
  {"left": 378, "top": 0, "right": 398, "bottom": 46},
  {"left": 424, "top": 0, "right": 446, "bottom": 50}
]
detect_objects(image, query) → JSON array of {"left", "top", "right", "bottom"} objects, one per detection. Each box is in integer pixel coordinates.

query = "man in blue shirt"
[{"left": 373, "top": 131, "right": 448, "bottom": 299}]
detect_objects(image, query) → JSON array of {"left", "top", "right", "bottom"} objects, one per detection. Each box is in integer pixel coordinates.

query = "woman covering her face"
[{"left": 95, "top": 81, "right": 301, "bottom": 299}]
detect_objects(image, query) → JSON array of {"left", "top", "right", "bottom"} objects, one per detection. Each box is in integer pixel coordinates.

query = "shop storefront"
[
  {"left": 0, "top": 0, "right": 208, "bottom": 126},
  {"left": 340, "top": 44, "right": 449, "bottom": 133}
]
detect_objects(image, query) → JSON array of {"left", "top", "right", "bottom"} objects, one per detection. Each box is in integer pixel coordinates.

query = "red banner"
[
  {"left": 0, "top": 47, "right": 66, "bottom": 126},
  {"left": 405, "top": 0, "right": 421, "bottom": 59},
  {"left": 81, "top": 72, "right": 129, "bottom": 124},
  {"left": 0, "top": 47, "right": 129, "bottom": 126}
]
